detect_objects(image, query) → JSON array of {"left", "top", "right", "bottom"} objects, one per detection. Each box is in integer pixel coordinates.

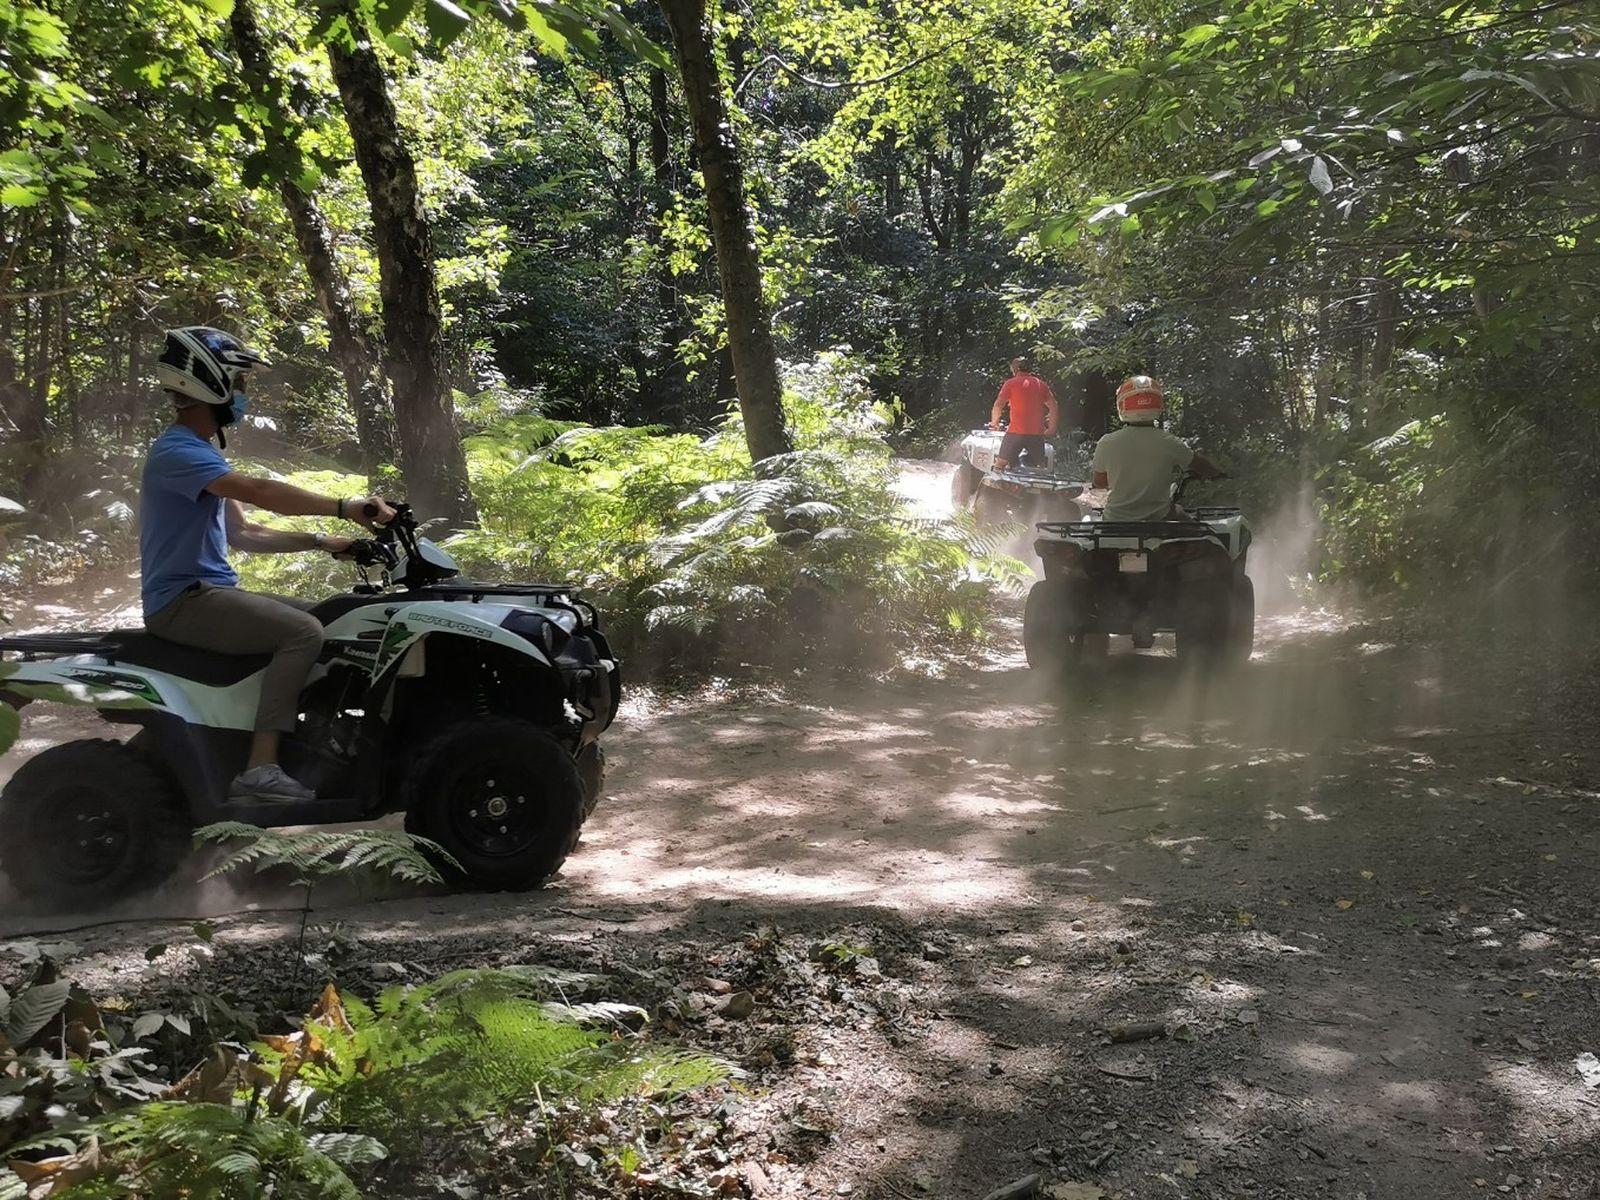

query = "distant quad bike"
[
  {"left": 0, "top": 504, "right": 621, "bottom": 912},
  {"left": 1024, "top": 475, "right": 1254, "bottom": 672},
  {"left": 951, "top": 428, "right": 1094, "bottom": 526}
]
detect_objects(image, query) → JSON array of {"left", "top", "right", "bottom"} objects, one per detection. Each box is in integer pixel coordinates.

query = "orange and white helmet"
[{"left": 1115, "top": 375, "right": 1164, "bottom": 423}]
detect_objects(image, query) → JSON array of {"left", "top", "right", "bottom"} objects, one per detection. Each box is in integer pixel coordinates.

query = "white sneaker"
[{"left": 229, "top": 764, "right": 316, "bottom": 804}]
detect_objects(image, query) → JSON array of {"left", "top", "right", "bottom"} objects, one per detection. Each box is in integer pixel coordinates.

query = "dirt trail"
[{"left": 4, "top": 467, "right": 1600, "bottom": 1198}]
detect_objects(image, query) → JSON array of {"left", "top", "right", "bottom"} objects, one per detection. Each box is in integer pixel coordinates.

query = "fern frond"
[
  {"left": 539, "top": 1000, "right": 648, "bottom": 1027},
  {"left": 197, "top": 825, "right": 457, "bottom": 889}
]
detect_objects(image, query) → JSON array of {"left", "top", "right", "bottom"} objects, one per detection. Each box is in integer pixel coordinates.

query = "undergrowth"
[
  {"left": 0, "top": 962, "right": 728, "bottom": 1198},
  {"left": 235, "top": 354, "right": 1024, "bottom": 672}
]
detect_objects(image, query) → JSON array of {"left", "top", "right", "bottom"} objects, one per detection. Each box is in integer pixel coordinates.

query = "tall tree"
[
  {"left": 229, "top": 0, "right": 397, "bottom": 472},
  {"left": 657, "top": 0, "right": 792, "bottom": 465},
  {"left": 325, "top": 0, "right": 476, "bottom": 525}
]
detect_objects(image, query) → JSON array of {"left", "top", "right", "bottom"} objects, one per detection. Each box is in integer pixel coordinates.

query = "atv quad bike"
[
  {"left": 1023, "top": 475, "right": 1253, "bottom": 672},
  {"left": 952, "top": 428, "right": 1093, "bottom": 526},
  {"left": 0, "top": 504, "right": 620, "bottom": 911}
]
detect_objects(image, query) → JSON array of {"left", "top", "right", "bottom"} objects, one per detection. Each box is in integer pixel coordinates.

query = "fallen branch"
[
  {"left": 1096, "top": 1064, "right": 1155, "bottom": 1081},
  {"left": 734, "top": 32, "right": 981, "bottom": 98}
]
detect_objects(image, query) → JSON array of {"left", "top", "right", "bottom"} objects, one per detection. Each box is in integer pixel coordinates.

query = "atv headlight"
[{"left": 501, "top": 611, "right": 570, "bottom": 660}]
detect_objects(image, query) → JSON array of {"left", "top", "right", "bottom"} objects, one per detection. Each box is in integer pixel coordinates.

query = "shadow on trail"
[{"left": 7, "top": 607, "right": 1599, "bottom": 1197}]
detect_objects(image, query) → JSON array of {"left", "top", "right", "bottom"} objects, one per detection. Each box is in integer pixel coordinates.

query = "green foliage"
[
  {"left": 451, "top": 357, "right": 1019, "bottom": 669},
  {"left": 196, "top": 822, "right": 457, "bottom": 888},
  {"left": 289, "top": 967, "right": 728, "bottom": 1148},
  {"left": 235, "top": 356, "right": 1019, "bottom": 671},
  {"left": 1, "top": 964, "right": 727, "bottom": 1197},
  {"left": 1029, "top": 0, "right": 1600, "bottom": 353},
  {"left": 1, "top": 1102, "right": 375, "bottom": 1200},
  {"left": 1318, "top": 402, "right": 1584, "bottom": 591}
]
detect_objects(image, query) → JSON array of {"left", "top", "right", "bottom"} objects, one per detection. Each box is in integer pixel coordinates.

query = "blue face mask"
[{"left": 226, "top": 390, "right": 250, "bottom": 425}]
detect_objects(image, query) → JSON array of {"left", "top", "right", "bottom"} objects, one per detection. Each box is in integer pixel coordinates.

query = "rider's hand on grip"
[{"left": 347, "top": 495, "right": 396, "bottom": 530}]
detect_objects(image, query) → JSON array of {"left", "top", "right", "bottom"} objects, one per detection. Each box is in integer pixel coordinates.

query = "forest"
[{"left": 1, "top": 0, "right": 1598, "bottom": 1196}]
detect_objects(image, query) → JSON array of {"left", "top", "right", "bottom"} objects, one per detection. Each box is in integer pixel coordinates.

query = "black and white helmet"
[{"left": 156, "top": 326, "right": 265, "bottom": 407}]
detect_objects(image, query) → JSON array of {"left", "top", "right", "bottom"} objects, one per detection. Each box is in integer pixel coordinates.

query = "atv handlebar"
[
  {"left": 1172, "top": 469, "right": 1232, "bottom": 507},
  {"left": 340, "top": 500, "right": 414, "bottom": 573}
]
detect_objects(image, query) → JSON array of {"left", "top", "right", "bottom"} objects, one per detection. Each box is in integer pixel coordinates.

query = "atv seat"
[{"left": 94, "top": 631, "right": 271, "bottom": 687}]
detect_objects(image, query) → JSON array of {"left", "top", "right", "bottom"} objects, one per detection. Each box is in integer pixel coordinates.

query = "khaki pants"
[{"left": 146, "top": 583, "right": 322, "bottom": 734}]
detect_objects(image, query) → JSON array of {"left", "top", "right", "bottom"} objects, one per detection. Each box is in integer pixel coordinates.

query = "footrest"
[{"left": 215, "top": 796, "right": 368, "bottom": 828}]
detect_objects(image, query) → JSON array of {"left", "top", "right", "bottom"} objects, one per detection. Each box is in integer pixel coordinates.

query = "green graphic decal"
[
  {"left": 375, "top": 620, "right": 415, "bottom": 674},
  {"left": 62, "top": 669, "right": 163, "bottom": 706}
]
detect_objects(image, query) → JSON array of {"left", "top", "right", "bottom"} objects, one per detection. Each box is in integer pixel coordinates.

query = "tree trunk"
[
  {"left": 645, "top": 65, "right": 689, "bottom": 421},
  {"left": 325, "top": 3, "right": 476, "bottom": 525},
  {"left": 231, "top": 0, "right": 397, "bottom": 473},
  {"left": 50, "top": 217, "right": 77, "bottom": 445},
  {"left": 658, "top": 0, "right": 792, "bottom": 465},
  {"left": 1370, "top": 280, "right": 1399, "bottom": 382},
  {"left": 1079, "top": 369, "right": 1115, "bottom": 435}
]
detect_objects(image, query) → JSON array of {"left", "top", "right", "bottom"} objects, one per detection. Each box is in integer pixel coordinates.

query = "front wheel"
[
  {"left": 403, "top": 719, "right": 585, "bottom": 891},
  {"left": 0, "top": 738, "right": 191, "bottom": 913},
  {"left": 1224, "top": 575, "right": 1255, "bottom": 664},
  {"left": 951, "top": 462, "right": 982, "bottom": 508},
  {"left": 576, "top": 742, "right": 606, "bottom": 819}
]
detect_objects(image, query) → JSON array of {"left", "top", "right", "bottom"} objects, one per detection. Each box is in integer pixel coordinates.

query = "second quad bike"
[
  {"left": 1023, "top": 475, "right": 1254, "bottom": 672},
  {"left": 951, "top": 428, "right": 1094, "bottom": 526},
  {"left": 0, "top": 505, "right": 620, "bottom": 911}
]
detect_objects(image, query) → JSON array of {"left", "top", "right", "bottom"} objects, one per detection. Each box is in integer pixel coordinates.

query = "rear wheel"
[
  {"left": 973, "top": 486, "right": 1029, "bottom": 526},
  {"left": 0, "top": 739, "right": 190, "bottom": 913},
  {"left": 1024, "top": 578, "right": 1093, "bottom": 675},
  {"left": 1175, "top": 579, "right": 1233, "bottom": 664},
  {"left": 403, "top": 719, "right": 584, "bottom": 891}
]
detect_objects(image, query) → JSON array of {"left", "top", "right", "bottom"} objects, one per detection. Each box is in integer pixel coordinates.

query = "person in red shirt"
[{"left": 989, "top": 357, "right": 1059, "bottom": 469}]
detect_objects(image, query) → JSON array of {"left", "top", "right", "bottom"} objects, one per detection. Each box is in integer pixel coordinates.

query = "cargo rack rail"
[
  {"left": 1034, "top": 519, "right": 1226, "bottom": 551},
  {"left": 0, "top": 633, "right": 120, "bottom": 661}
]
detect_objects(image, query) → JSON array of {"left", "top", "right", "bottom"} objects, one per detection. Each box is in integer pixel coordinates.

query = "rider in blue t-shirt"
[{"left": 140, "top": 327, "right": 394, "bottom": 803}]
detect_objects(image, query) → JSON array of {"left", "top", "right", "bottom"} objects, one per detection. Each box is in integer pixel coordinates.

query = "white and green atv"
[
  {"left": 1024, "top": 475, "right": 1254, "bottom": 672},
  {"left": 0, "top": 505, "right": 620, "bottom": 911},
  {"left": 951, "top": 428, "right": 1095, "bottom": 525}
]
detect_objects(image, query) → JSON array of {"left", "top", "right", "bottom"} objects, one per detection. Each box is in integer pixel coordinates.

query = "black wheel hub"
[
  {"left": 34, "top": 787, "right": 132, "bottom": 884},
  {"left": 449, "top": 768, "right": 552, "bottom": 859}
]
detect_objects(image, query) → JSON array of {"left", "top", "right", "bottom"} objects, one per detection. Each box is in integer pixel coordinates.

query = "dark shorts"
[{"left": 997, "top": 433, "right": 1048, "bottom": 469}]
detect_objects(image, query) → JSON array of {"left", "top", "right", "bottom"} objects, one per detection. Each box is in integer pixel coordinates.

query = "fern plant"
[
  {"left": 0, "top": 1103, "right": 383, "bottom": 1200},
  {"left": 1, "top": 963, "right": 730, "bottom": 1196},
  {"left": 195, "top": 824, "right": 458, "bottom": 989},
  {"left": 277, "top": 969, "right": 730, "bottom": 1148}
]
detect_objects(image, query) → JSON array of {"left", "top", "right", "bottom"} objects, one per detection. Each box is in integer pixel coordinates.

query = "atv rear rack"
[
  {"left": 1035, "top": 519, "right": 1225, "bottom": 550},
  {"left": 984, "top": 469, "right": 1086, "bottom": 495},
  {"left": 0, "top": 633, "right": 119, "bottom": 660}
]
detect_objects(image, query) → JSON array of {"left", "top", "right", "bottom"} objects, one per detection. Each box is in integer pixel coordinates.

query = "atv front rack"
[
  {"left": 425, "top": 582, "right": 575, "bottom": 602},
  {"left": 421, "top": 583, "right": 601, "bottom": 631}
]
